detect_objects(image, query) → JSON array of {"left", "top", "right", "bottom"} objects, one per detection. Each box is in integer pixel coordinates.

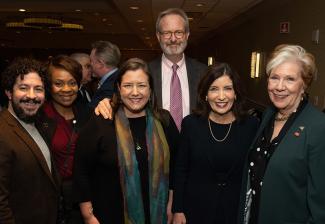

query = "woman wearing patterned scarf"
[{"left": 73, "top": 58, "right": 179, "bottom": 224}]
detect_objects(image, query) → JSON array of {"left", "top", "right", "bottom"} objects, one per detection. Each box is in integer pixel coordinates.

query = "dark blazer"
[
  {"left": 239, "top": 102, "right": 325, "bottom": 224},
  {"left": 173, "top": 114, "right": 259, "bottom": 224},
  {"left": 76, "top": 86, "right": 92, "bottom": 105},
  {"left": 0, "top": 109, "right": 59, "bottom": 224},
  {"left": 88, "top": 69, "right": 119, "bottom": 108},
  {"left": 149, "top": 56, "right": 207, "bottom": 111}
]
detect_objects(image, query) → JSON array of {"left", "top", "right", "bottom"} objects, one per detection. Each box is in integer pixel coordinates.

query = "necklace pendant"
[{"left": 136, "top": 143, "right": 142, "bottom": 151}]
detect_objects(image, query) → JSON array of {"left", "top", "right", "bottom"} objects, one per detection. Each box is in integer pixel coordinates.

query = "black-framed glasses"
[{"left": 159, "top": 30, "right": 186, "bottom": 39}]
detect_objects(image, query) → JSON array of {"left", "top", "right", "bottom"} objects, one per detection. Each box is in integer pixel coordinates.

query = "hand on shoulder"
[{"left": 94, "top": 98, "right": 113, "bottom": 119}]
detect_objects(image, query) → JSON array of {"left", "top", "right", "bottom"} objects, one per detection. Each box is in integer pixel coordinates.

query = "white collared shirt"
[{"left": 161, "top": 54, "right": 190, "bottom": 117}]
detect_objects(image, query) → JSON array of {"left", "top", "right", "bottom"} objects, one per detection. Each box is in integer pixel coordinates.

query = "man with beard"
[
  {"left": 0, "top": 58, "right": 59, "bottom": 224},
  {"left": 93, "top": 9, "right": 206, "bottom": 131},
  {"left": 150, "top": 8, "right": 207, "bottom": 130}
]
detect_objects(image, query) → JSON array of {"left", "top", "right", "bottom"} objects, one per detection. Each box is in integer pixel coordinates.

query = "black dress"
[
  {"left": 73, "top": 110, "right": 179, "bottom": 224},
  {"left": 173, "top": 114, "right": 259, "bottom": 224},
  {"left": 128, "top": 116, "right": 150, "bottom": 224}
]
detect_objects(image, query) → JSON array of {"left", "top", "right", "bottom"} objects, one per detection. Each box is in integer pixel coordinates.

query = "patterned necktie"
[{"left": 170, "top": 64, "right": 182, "bottom": 131}]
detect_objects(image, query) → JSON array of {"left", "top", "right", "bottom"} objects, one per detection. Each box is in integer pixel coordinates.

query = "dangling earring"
[{"left": 205, "top": 96, "right": 208, "bottom": 101}]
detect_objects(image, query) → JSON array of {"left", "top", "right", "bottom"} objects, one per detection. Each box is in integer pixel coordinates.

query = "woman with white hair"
[{"left": 239, "top": 44, "right": 325, "bottom": 224}]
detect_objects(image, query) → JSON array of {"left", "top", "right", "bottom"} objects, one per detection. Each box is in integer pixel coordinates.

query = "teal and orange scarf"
[{"left": 115, "top": 107, "right": 170, "bottom": 224}]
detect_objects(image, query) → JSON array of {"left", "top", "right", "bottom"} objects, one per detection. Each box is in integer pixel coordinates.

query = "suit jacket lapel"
[
  {"left": 270, "top": 103, "right": 311, "bottom": 156},
  {"left": 3, "top": 110, "right": 57, "bottom": 189},
  {"left": 150, "top": 57, "right": 163, "bottom": 107},
  {"left": 151, "top": 56, "right": 200, "bottom": 111},
  {"left": 185, "top": 57, "right": 200, "bottom": 111}
]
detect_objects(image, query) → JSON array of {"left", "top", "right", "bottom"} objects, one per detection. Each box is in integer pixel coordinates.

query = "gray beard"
[{"left": 160, "top": 41, "right": 187, "bottom": 56}]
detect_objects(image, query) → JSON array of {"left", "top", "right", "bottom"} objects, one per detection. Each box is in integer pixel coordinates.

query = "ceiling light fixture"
[
  {"left": 18, "top": 9, "right": 26, "bottom": 12},
  {"left": 130, "top": 6, "right": 139, "bottom": 10},
  {"left": 6, "top": 18, "right": 83, "bottom": 31},
  {"left": 6, "top": 22, "right": 41, "bottom": 30},
  {"left": 196, "top": 3, "right": 205, "bottom": 7},
  {"left": 24, "top": 18, "right": 62, "bottom": 27},
  {"left": 50, "top": 23, "right": 84, "bottom": 31}
]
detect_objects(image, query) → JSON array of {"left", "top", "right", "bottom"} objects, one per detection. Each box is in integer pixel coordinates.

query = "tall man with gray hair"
[
  {"left": 150, "top": 8, "right": 207, "bottom": 130},
  {"left": 93, "top": 9, "right": 207, "bottom": 129}
]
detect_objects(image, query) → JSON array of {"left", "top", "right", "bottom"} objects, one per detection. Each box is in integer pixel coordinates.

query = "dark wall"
[{"left": 194, "top": 0, "right": 325, "bottom": 109}]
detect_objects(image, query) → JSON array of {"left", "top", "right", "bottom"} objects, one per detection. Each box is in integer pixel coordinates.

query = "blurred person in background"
[
  {"left": 70, "top": 53, "right": 93, "bottom": 103},
  {"left": 89, "top": 40, "right": 120, "bottom": 108}
]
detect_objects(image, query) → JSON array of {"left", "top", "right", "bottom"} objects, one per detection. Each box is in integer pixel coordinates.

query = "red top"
[{"left": 43, "top": 102, "right": 78, "bottom": 179}]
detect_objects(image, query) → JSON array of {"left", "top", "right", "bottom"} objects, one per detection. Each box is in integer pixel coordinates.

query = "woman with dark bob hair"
[
  {"left": 239, "top": 44, "right": 325, "bottom": 224},
  {"left": 172, "top": 63, "right": 259, "bottom": 224},
  {"left": 73, "top": 58, "right": 179, "bottom": 224}
]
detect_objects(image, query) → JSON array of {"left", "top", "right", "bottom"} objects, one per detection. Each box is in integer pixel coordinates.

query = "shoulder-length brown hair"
[
  {"left": 194, "top": 62, "right": 246, "bottom": 121},
  {"left": 111, "top": 58, "right": 164, "bottom": 120}
]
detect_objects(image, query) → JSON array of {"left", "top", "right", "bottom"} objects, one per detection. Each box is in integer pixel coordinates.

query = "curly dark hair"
[
  {"left": 1, "top": 57, "right": 48, "bottom": 93},
  {"left": 194, "top": 62, "right": 247, "bottom": 121}
]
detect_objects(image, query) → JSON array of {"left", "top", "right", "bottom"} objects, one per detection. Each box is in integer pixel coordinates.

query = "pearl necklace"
[{"left": 208, "top": 118, "right": 233, "bottom": 142}]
